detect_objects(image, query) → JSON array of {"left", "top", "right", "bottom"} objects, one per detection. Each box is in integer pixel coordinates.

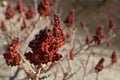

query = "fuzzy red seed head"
[
  {"left": 64, "top": 9, "right": 75, "bottom": 28},
  {"left": 109, "top": 18, "right": 116, "bottom": 31},
  {"left": 16, "top": 0, "right": 26, "bottom": 13},
  {"left": 66, "top": 33, "right": 70, "bottom": 39},
  {"left": 38, "top": 0, "right": 51, "bottom": 16},
  {"left": 25, "top": 4, "right": 35, "bottom": 20},
  {"left": 69, "top": 49, "right": 74, "bottom": 60},
  {"left": 3, "top": 38, "right": 22, "bottom": 66},
  {"left": 93, "top": 25, "right": 104, "bottom": 45},
  {"left": 96, "top": 25, "right": 104, "bottom": 39},
  {"left": 80, "top": 20, "right": 86, "bottom": 28},
  {"left": 106, "top": 40, "right": 112, "bottom": 47},
  {"left": 54, "top": 14, "right": 61, "bottom": 27},
  {"left": 5, "top": 3, "right": 14, "bottom": 20},
  {"left": 25, "top": 15, "right": 65, "bottom": 65},
  {"left": 0, "top": 21, "right": 7, "bottom": 32}
]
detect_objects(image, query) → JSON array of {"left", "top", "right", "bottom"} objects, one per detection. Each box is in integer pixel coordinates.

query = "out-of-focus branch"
[{"left": 10, "top": 68, "right": 21, "bottom": 80}]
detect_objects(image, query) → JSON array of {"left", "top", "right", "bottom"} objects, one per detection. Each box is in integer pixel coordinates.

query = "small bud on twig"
[
  {"left": 80, "top": 20, "right": 86, "bottom": 28},
  {"left": 69, "top": 49, "right": 74, "bottom": 60},
  {"left": 111, "top": 51, "right": 117, "bottom": 64},
  {"left": 5, "top": 3, "right": 14, "bottom": 20},
  {"left": 64, "top": 9, "right": 75, "bottom": 28},
  {"left": 0, "top": 21, "right": 7, "bottom": 32},
  {"left": 95, "top": 58, "right": 105, "bottom": 73},
  {"left": 16, "top": 0, "right": 26, "bottom": 13},
  {"left": 25, "top": 4, "right": 35, "bottom": 20},
  {"left": 109, "top": 18, "right": 116, "bottom": 31}
]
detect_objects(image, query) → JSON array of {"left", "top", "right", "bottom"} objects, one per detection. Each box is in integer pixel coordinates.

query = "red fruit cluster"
[
  {"left": 25, "top": 14, "right": 65, "bottom": 65},
  {"left": 95, "top": 58, "right": 105, "bottom": 73},
  {"left": 16, "top": 0, "right": 26, "bottom": 13},
  {"left": 111, "top": 51, "right": 117, "bottom": 64},
  {"left": 5, "top": 3, "right": 14, "bottom": 20},
  {"left": 3, "top": 38, "right": 22, "bottom": 66},
  {"left": 93, "top": 25, "right": 104, "bottom": 45},
  {"left": 64, "top": 9, "right": 75, "bottom": 28},
  {"left": 38, "top": 0, "right": 51, "bottom": 16},
  {"left": 25, "top": 4, "right": 35, "bottom": 20}
]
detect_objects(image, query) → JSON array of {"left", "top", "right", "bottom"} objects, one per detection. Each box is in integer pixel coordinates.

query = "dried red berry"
[
  {"left": 54, "top": 14, "right": 61, "bottom": 27},
  {"left": 25, "top": 4, "right": 35, "bottom": 20},
  {"left": 80, "top": 20, "right": 86, "bottom": 28},
  {"left": 52, "top": 53, "right": 62, "bottom": 62},
  {"left": 64, "top": 9, "right": 75, "bottom": 28},
  {"left": 5, "top": 3, "right": 14, "bottom": 20},
  {"left": 93, "top": 25, "right": 104, "bottom": 45},
  {"left": 69, "top": 49, "right": 74, "bottom": 60},
  {"left": 3, "top": 38, "right": 22, "bottom": 66},
  {"left": 53, "top": 27, "right": 65, "bottom": 47},
  {"left": 38, "top": 0, "right": 51, "bottom": 16},
  {"left": 93, "top": 36, "right": 101, "bottom": 45},
  {"left": 16, "top": 0, "right": 26, "bottom": 13},
  {"left": 95, "top": 58, "right": 105, "bottom": 73},
  {"left": 106, "top": 40, "right": 111, "bottom": 47},
  {"left": 96, "top": 25, "right": 104, "bottom": 39},
  {"left": 0, "top": 21, "right": 7, "bottom": 32},
  {"left": 66, "top": 33, "right": 70, "bottom": 39},
  {"left": 86, "top": 36, "right": 92, "bottom": 45},
  {"left": 109, "top": 18, "right": 116, "bottom": 31},
  {"left": 111, "top": 51, "right": 117, "bottom": 64}
]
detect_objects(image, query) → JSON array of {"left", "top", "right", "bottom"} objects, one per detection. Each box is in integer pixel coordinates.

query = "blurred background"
[{"left": 1, "top": 0, "right": 120, "bottom": 50}]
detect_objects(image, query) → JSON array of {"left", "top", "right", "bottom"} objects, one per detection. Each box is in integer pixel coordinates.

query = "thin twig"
[
  {"left": 19, "top": 50, "right": 36, "bottom": 74},
  {"left": 67, "top": 28, "right": 77, "bottom": 72},
  {"left": 82, "top": 49, "right": 93, "bottom": 80},
  {"left": 59, "top": 62, "right": 65, "bottom": 73},
  {"left": 0, "top": 63, "right": 6, "bottom": 70},
  {"left": 35, "top": 67, "right": 41, "bottom": 80},
  {"left": 65, "top": 65, "right": 81, "bottom": 80},
  {"left": 51, "top": 67, "right": 58, "bottom": 80},
  {"left": 20, "top": 63, "right": 31, "bottom": 80},
  {"left": 96, "top": 73, "right": 99, "bottom": 80}
]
